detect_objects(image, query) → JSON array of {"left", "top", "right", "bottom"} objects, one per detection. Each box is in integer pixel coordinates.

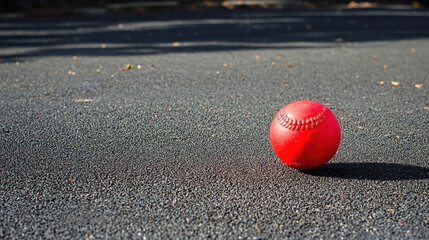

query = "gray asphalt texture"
[{"left": 1, "top": 8, "right": 429, "bottom": 239}]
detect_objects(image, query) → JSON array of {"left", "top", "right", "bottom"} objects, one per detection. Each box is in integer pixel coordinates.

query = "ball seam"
[
  {"left": 277, "top": 106, "right": 329, "bottom": 131},
  {"left": 286, "top": 162, "right": 325, "bottom": 169}
]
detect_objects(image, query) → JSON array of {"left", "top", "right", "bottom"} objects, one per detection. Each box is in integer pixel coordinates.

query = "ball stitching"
[
  {"left": 277, "top": 106, "right": 329, "bottom": 131},
  {"left": 286, "top": 161, "right": 326, "bottom": 169}
]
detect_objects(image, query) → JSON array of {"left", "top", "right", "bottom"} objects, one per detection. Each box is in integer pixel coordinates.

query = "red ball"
[{"left": 270, "top": 100, "right": 341, "bottom": 170}]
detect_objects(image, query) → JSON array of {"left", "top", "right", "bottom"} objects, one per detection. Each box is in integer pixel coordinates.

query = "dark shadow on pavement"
[
  {"left": 305, "top": 162, "right": 429, "bottom": 181},
  {"left": 1, "top": 9, "right": 429, "bottom": 62}
]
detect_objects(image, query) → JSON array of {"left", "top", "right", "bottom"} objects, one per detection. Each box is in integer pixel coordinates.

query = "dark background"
[{"left": 2, "top": 0, "right": 428, "bottom": 16}]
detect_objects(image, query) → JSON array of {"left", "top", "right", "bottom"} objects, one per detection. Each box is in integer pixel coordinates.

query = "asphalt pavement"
[{"left": 0, "top": 8, "right": 428, "bottom": 239}]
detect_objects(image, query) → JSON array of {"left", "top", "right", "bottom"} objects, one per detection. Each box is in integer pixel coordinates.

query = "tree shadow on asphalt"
[
  {"left": 1, "top": 8, "right": 429, "bottom": 62},
  {"left": 305, "top": 162, "right": 429, "bottom": 181}
]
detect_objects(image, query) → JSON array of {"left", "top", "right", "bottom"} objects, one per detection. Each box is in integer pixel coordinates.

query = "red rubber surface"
[{"left": 270, "top": 100, "right": 341, "bottom": 170}]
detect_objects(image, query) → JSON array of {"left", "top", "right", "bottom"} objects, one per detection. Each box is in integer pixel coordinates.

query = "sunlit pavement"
[{"left": 1, "top": 8, "right": 428, "bottom": 239}]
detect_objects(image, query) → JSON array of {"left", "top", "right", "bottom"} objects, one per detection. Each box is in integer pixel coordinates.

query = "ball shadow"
[{"left": 304, "top": 162, "right": 429, "bottom": 181}]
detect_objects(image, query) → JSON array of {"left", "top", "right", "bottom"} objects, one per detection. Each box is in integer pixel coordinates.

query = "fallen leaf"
[
  {"left": 384, "top": 65, "right": 388, "bottom": 69},
  {"left": 415, "top": 84, "right": 423, "bottom": 89},
  {"left": 412, "top": 1, "right": 422, "bottom": 7},
  {"left": 287, "top": 64, "right": 293, "bottom": 68},
  {"left": 215, "top": 71, "right": 220, "bottom": 74},
  {"left": 223, "top": 63, "right": 228, "bottom": 67},
  {"left": 254, "top": 54, "right": 261, "bottom": 60},
  {"left": 76, "top": 99, "right": 94, "bottom": 102},
  {"left": 391, "top": 81, "right": 400, "bottom": 86},
  {"left": 271, "top": 62, "right": 276, "bottom": 66},
  {"left": 348, "top": 1, "right": 378, "bottom": 8}
]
